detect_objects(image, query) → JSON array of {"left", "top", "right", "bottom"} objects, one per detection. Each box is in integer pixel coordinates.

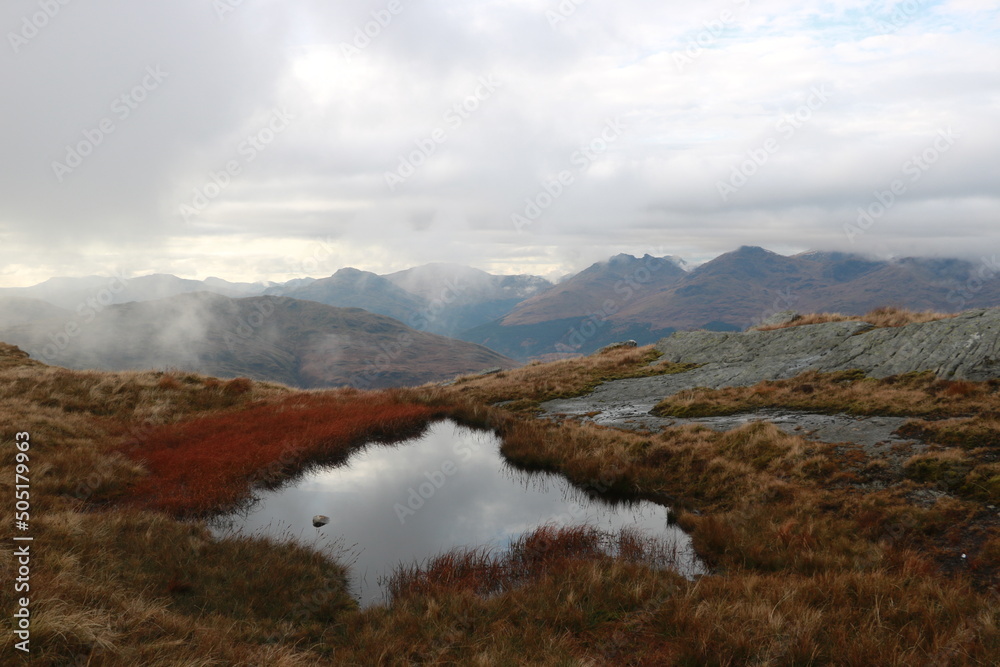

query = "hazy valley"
[{"left": 4, "top": 247, "right": 1000, "bottom": 386}]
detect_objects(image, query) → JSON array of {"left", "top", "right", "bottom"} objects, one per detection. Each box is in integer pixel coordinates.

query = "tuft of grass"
[
  {"left": 904, "top": 450, "right": 973, "bottom": 492},
  {"left": 653, "top": 370, "right": 1000, "bottom": 419},
  {"left": 388, "top": 525, "right": 682, "bottom": 602},
  {"left": 222, "top": 376, "right": 254, "bottom": 396},
  {"left": 444, "top": 344, "right": 699, "bottom": 412},
  {"left": 961, "top": 463, "right": 1000, "bottom": 504},
  {"left": 155, "top": 373, "right": 182, "bottom": 391},
  {"left": 752, "top": 306, "right": 958, "bottom": 331},
  {"left": 717, "top": 420, "right": 798, "bottom": 470},
  {"left": 898, "top": 415, "right": 1000, "bottom": 449}
]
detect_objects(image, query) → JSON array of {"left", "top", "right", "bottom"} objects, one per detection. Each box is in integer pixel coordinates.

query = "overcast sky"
[{"left": 1, "top": 0, "right": 997, "bottom": 287}]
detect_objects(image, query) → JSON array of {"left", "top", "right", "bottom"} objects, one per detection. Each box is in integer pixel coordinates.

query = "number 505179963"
[{"left": 14, "top": 433, "right": 30, "bottom": 529}]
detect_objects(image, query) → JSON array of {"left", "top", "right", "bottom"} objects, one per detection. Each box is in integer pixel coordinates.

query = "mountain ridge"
[
  {"left": 0, "top": 292, "right": 517, "bottom": 389},
  {"left": 6, "top": 248, "right": 1000, "bottom": 363}
]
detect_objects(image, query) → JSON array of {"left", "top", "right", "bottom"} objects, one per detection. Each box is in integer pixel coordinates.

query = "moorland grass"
[
  {"left": 1, "top": 339, "right": 998, "bottom": 665},
  {"left": 652, "top": 369, "right": 1000, "bottom": 419},
  {"left": 444, "top": 344, "right": 699, "bottom": 412}
]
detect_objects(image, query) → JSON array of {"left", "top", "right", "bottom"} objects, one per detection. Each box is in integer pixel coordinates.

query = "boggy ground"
[{"left": 0, "top": 340, "right": 998, "bottom": 665}]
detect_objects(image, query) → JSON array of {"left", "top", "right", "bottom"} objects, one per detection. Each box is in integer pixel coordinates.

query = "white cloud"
[{"left": 0, "top": 0, "right": 997, "bottom": 287}]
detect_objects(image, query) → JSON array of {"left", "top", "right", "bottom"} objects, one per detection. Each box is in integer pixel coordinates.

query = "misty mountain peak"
[{"left": 332, "top": 267, "right": 374, "bottom": 279}]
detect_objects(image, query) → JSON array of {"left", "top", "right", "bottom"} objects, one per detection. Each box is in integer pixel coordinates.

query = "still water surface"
[{"left": 214, "top": 420, "right": 703, "bottom": 606}]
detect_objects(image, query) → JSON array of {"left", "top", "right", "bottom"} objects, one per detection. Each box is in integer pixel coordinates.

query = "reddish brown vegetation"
[
  {"left": 222, "top": 377, "right": 254, "bottom": 396},
  {"left": 387, "top": 525, "right": 676, "bottom": 601},
  {"left": 122, "top": 392, "right": 449, "bottom": 516},
  {"left": 156, "top": 374, "right": 182, "bottom": 391}
]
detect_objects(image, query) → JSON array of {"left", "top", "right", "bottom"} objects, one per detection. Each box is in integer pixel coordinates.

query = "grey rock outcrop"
[
  {"left": 540, "top": 309, "right": 1000, "bottom": 425},
  {"left": 655, "top": 308, "right": 1000, "bottom": 383}
]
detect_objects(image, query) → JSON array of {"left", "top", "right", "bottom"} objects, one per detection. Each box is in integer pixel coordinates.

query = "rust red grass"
[
  {"left": 120, "top": 392, "right": 448, "bottom": 516},
  {"left": 387, "top": 524, "right": 680, "bottom": 601}
]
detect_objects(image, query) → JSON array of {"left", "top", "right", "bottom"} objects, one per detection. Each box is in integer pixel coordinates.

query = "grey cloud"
[{"left": 0, "top": 0, "right": 998, "bottom": 286}]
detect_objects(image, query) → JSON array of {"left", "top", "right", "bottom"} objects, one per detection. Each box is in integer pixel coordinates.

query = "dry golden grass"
[
  {"left": 652, "top": 369, "right": 1000, "bottom": 419},
  {"left": 649, "top": 366, "right": 1000, "bottom": 516},
  {"left": 898, "top": 415, "right": 1000, "bottom": 450},
  {"left": 753, "top": 306, "right": 958, "bottom": 331},
  {"left": 270, "top": 532, "right": 999, "bottom": 666},
  {"left": 444, "top": 344, "right": 698, "bottom": 412},
  {"left": 1, "top": 340, "right": 999, "bottom": 664}
]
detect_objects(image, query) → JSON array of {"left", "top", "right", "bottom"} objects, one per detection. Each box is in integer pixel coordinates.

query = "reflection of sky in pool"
[{"left": 213, "top": 420, "right": 704, "bottom": 606}]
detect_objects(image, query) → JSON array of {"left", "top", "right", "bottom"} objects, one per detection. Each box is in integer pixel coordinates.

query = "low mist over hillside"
[
  {"left": 265, "top": 268, "right": 429, "bottom": 326},
  {"left": 4, "top": 248, "right": 1000, "bottom": 364},
  {"left": 0, "top": 274, "right": 263, "bottom": 309},
  {"left": 384, "top": 263, "right": 553, "bottom": 336},
  {"left": 0, "top": 263, "right": 555, "bottom": 340},
  {"left": 0, "top": 297, "right": 70, "bottom": 328},
  {"left": 0, "top": 293, "right": 516, "bottom": 389}
]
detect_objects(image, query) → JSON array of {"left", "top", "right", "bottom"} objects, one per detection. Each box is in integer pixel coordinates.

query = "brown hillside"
[
  {"left": 614, "top": 248, "right": 1000, "bottom": 330},
  {"left": 501, "top": 254, "right": 686, "bottom": 327},
  {"left": 0, "top": 293, "right": 517, "bottom": 390}
]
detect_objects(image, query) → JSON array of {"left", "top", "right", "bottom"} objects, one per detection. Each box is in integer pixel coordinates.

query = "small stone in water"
[{"left": 312, "top": 515, "right": 330, "bottom": 528}]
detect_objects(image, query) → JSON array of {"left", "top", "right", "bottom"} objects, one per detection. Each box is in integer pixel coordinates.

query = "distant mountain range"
[
  {"left": 266, "top": 268, "right": 429, "bottom": 326},
  {"left": 462, "top": 247, "right": 1000, "bottom": 359},
  {"left": 3, "top": 248, "right": 999, "bottom": 373},
  {"left": 0, "top": 273, "right": 264, "bottom": 310},
  {"left": 0, "top": 264, "right": 552, "bottom": 340},
  {"left": 384, "top": 262, "right": 552, "bottom": 336},
  {"left": 261, "top": 263, "right": 550, "bottom": 337},
  {"left": 0, "top": 293, "right": 516, "bottom": 389},
  {"left": 463, "top": 254, "right": 688, "bottom": 359}
]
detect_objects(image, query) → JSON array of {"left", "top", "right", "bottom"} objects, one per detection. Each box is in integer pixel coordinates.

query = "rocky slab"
[{"left": 541, "top": 308, "right": 1000, "bottom": 425}]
